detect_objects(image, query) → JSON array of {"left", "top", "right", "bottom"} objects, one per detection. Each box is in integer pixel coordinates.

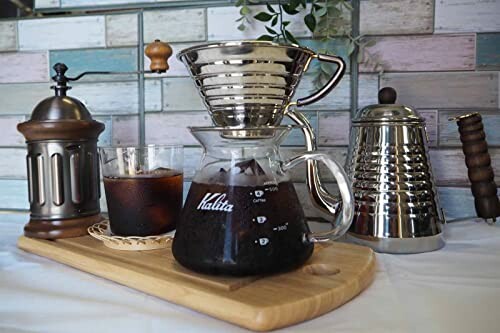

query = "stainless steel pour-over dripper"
[{"left": 178, "top": 40, "right": 347, "bottom": 220}]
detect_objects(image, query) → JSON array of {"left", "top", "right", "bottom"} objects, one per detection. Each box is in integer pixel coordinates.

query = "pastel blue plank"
[
  {"left": 50, "top": 48, "right": 137, "bottom": 78},
  {"left": 437, "top": 187, "right": 475, "bottom": 221},
  {"left": 0, "top": 212, "right": 28, "bottom": 224},
  {"left": 94, "top": 116, "right": 112, "bottom": 147},
  {"left": 0, "top": 179, "right": 29, "bottom": 210},
  {"left": 299, "top": 38, "right": 350, "bottom": 73},
  {"left": 281, "top": 112, "right": 318, "bottom": 146},
  {"left": 439, "top": 110, "right": 500, "bottom": 147},
  {"left": 477, "top": 33, "right": 500, "bottom": 70}
]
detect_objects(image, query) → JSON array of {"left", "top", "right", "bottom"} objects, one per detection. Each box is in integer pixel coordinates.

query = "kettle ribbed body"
[
  {"left": 346, "top": 95, "right": 445, "bottom": 253},
  {"left": 347, "top": 123, "right": 442, "bottom": 236}
]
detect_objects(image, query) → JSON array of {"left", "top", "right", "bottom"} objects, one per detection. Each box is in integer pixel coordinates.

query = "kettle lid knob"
[{"left": 378, "top": 87, "right": 397, "bottom": 104}]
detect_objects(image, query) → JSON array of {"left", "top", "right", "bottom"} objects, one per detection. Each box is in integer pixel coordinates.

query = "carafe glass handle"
[{"left": 282, "top": 153, "right": 354, "bottom": 242}]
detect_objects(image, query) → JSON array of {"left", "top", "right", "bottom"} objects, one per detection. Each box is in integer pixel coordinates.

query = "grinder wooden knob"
[{"left": 145, "top": 39, "right": 172, "bottom": 73}]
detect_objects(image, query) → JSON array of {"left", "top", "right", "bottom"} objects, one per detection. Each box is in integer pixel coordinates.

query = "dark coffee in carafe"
[{"left": 172, "top": 180, "right": 313, "bottom": 276}]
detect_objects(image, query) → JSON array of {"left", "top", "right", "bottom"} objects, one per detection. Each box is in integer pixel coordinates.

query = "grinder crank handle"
[{"left": 282, "top": 152, "right": 354, "bottom": 242}]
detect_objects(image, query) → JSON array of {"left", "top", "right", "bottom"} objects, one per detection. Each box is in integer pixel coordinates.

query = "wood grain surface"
[
  {"left": 435, "top": 0, "right": 500, "bottom": 33},
  {"left": 207, "top": 5, "right": 351, "bottom": 41},
  {"left": 318, "top": 111, "right": 351, "bottom": 146},
  {"left": 476, "top": 33, "right": 500, "bottom": 70},
  {"left": 0, "top": 148, "right": 27, "bottom": 179},
  {"left": 439, "top": 110, "right": 500, "bottom": 147},
  {"left": 144, "top": 9, "right": 206, "bottom": 43},
  {"left": 70, "top": 79, "right": 162, "bottom": 114},
  {"left": 0, "top": 52, "right": 48, "bottom": 83},
  {"left": 381, "top": 72, "right": 498, "bottom": 109},
  {"left": 0, "top": 116, "right": 26, "bottom": 146},
  {"left": 360, "top": 0, "right": 434, "bottom": 35},
  {"left": 49, "top": 48, "right": 137, "bottom": 80},
  {"left": 18, "top": 16, "right": 106, "bottom": 51},
  {"left": 0, "top": 21, "right": 17, "bottom": 51},
  {"left": 17, "top": 235, "right": 376, "bottom": 331},
  {"left": 418, "top": 110, "right": 438, "bottom": 147},
  {"left": 145, "top": 112, "right": 212, "bottom": 145},
  {"left": 0, "top": 82, "right": 52, "bottom": 116},
  {"left": 34, "top": 0, "right": 60, "bottom": 8},
  {"left": 0, "top": 179, "right": 28, "bottom": 210},
  {"left": 361, "top": 34, "right": 475, "bottom": 72},
  {"left": 430, "top": 148, "right": 500, "bottom": 186}
]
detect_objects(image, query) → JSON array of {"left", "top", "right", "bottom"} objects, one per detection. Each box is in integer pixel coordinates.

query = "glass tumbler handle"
[{"left": 282, "top": 153, "right": 354, "bottom": 242}]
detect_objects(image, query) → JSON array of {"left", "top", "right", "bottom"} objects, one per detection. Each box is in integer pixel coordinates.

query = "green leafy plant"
[{"left": 235, "top": 0, "right": 384, "bottom": 87}]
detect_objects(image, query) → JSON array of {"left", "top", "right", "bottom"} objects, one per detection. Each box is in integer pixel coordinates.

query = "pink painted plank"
[
  {"left": 361, "top": 34, "right": 475, "bottom": 72},
  {"left": 111, "top": 115, "right": 138, "bottom": 146},
  {"left": 318, "top": 111, "right": 351, "bottom": 146},
  {"left": 429, "top": 148, "right": 500, "bottom": 186},
  {"left": 145, "top": 112, "right": 212, "bottom": 145},
  {"left": 0, "top": 52, "right": 49, "bottom": 83},
  {"left": 418, "top": 109, "right": 438, "bottom": 147}
]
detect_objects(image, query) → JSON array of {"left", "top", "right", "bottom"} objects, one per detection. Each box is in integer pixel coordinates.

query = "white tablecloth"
[{"left": 1, "top": 214, "right": 500, "bottom": 333}]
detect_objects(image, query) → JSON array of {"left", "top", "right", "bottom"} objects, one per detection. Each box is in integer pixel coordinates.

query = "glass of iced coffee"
[{"left": 99, "top": 145, "right": 183, "bottom": 236}]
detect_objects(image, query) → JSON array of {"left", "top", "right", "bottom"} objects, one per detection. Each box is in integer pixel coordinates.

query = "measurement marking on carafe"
[
  {"left": 255, "top": 238, "right": 270, "bottom": 246},
  {"left": 273, "top": 223, "right": 288, "bottom": 232},
  {"left": 253, "top": 216, "right": 267, "bottom": 224},
  {"left": 250, "top": 190, "right": 266, "bottom": 203}
]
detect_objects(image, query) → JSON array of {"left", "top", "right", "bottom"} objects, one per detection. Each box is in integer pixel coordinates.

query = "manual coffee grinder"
[
  {"left": 18, "top": 40, "right": 172, "bottom": 239},
  {"left": 172, "top": 41, "right": 355, "bottom": 275}
]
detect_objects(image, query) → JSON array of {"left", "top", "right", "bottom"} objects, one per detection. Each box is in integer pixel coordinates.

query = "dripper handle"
[
  {"left": 294, "top": 53, "right": 346, "bottom": 107},
  {"left": 282, "top": 152, "right": 354, "bottom": 242}
]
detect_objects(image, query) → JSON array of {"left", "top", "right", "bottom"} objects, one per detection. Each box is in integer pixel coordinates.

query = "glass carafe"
[{"left": 172, "top": 126, "right": 354, "bottom": 276}]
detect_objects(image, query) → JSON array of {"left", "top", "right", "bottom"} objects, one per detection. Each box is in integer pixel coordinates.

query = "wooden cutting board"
[{"left": 18, "top": 236, "right": 376, "bottom": 331}]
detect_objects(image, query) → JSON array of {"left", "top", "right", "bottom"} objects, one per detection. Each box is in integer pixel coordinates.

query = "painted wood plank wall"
[
  {"left": 144, "top": 9, "right": 206, "bottom": 43},
  {"left": 0, "top": 52, "right": 49, "bottom": 83},
  {"left": 207, "top": 5, "right": 351, "bottom": 41},
  {"left": 49, "top": 48, "right": 138, "bottom": 79},
  {"left": 0, "top": 116, "right": 26, "bottom": 146},
  {"left": 1, "top": 1, "right": 499, "bottom": 220},
  {"left": 361, "top": 34, "right": 476, "bottom": 72},
  {"left": 18, "top": 16, "right": 106, "bottom": 51},
  {"left": 380, "top": 72, "right": 499, "bottom": 109},
  {"left": 477, "top": 33, "right": 500, "bottom": 70},
  {"left": 34, "top": 0, "right": 60, "bottom": 8},
  {"left": 105, "top": 14, "right": 138, "bottom": 47},
  {"left": 360, "top": 0, "right": 434, "bottom": 35},
  {"left": 439, "top": 110, "right": 500, "bottom": 147},
  {"left": 435, "top": 0, "right": 500, "bottom": 33},
  {"left": 0, "top": 21, "right": 17, "bottom": 52}
]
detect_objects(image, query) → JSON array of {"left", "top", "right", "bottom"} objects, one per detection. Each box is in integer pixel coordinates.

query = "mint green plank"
[
  {"left": 94, "top": 116, "right": 112, "bottom": 147},
  {"left": 281, "top": 112, "right": 318, "bottom": 146},
  {"left": 437, "top": 187, "right": 475, "bottom": 221},
  {"left": 477, "top": 33, "right": 500, "bottom": 70},
  {"left": 50, "top": 48, "right": 137, "bottom": 78},
  {"left": 299, "top": 38, "right": 350, "bottom": 73},
  {"left": 0, "top": 179, "right": 29, "bottom": 210}
]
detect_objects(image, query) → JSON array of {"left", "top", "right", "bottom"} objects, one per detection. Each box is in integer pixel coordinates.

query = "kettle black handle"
[{"left": 295, "top": 53, "right": 346, "bottom": 107}]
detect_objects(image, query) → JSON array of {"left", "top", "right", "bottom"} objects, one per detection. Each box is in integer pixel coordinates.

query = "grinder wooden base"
[
  {"left": 17, "top": 235, "right": 376, "bottom": 331},
  {"left": 23, "top": 214, "right": 103, "bottom": 239}
]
